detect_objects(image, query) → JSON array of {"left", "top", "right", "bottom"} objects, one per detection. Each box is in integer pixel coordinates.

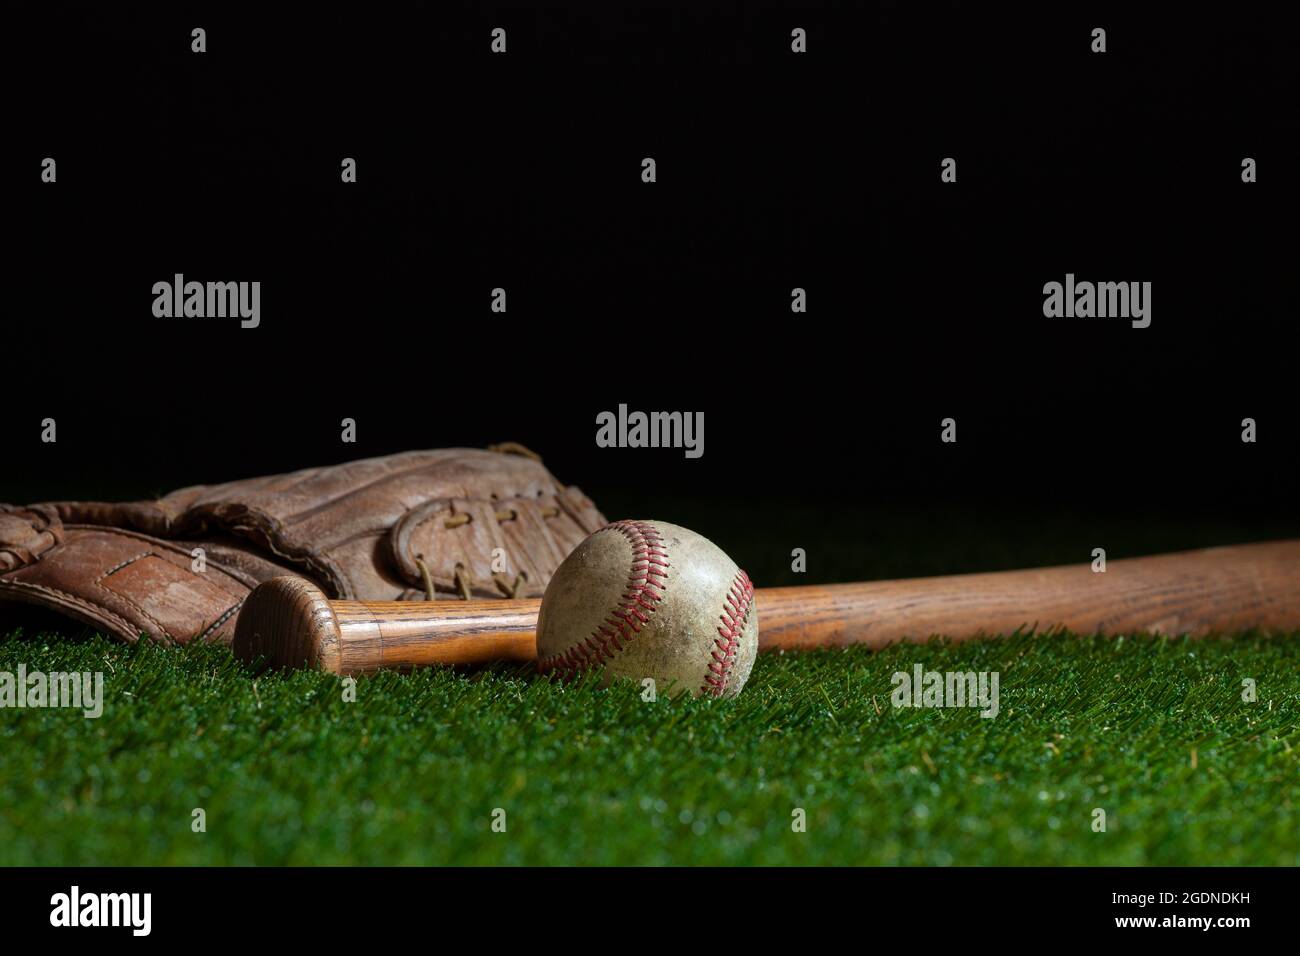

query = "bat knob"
[{"left": 232, "top": 576, "right": 342, "bottom": 672}]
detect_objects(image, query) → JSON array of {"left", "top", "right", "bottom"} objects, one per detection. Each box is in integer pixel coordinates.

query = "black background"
[
  {"left": 0, "top": 865, "right": 1291, "bottom": 941},
  {"left": 7, "top": 3, "right": 1297, "bottom": 578}
]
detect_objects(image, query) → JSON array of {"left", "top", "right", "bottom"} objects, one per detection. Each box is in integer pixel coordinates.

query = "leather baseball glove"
[{"left": 0, "top": 444, "right": 605, "bottom": 646}]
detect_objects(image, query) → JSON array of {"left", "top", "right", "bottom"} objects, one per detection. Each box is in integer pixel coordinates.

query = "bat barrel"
[
  {"left": 232, "top": 577, "right": 344, "bottom": 672},
  {"left": 233, "top": 576, "right": 541, "bottom": 674}
]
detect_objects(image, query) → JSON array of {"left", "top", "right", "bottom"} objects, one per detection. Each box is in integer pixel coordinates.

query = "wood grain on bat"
[
  {"left": 756, "top": 539, "right": 1300, "bottom": 651},
  {"left": 232, "top": 539, "right": 1300, "bottom": 674}
]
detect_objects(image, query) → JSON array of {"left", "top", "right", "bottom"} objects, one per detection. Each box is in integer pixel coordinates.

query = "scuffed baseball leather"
[{"left": 0, "top": 447, "right": 605, "bottom": 646}]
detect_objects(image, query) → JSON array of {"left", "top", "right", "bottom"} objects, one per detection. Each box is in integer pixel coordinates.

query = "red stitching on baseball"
[
  {"left": 700, "top": 569, "right": 754, "bottom": 697},
  {"left": 538, "top": 521, "right": 669, "bottom": 677}
]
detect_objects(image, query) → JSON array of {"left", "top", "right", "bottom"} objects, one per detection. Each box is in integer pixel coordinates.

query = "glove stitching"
[
  {"left": 197, "top": 600, "right": 243, "bottom": 643},
  {"left": 0, "top": 581, "right": 148, "bottom": 644},
  {"left": 93, "top": 552, "right": 180, "bottom": 644},
  {"left": 91, "top": 546, "right": 245, "bottom": 645}
]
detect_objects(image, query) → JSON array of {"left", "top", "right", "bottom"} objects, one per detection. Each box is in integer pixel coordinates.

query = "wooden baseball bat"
[{"left": 231, "top": 539, "right": 1300, "bottom": 675}]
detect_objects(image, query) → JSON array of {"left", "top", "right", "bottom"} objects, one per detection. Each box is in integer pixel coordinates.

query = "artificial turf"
[{"left": 1, "top": 625, "right": 1295, "bottom": 865}]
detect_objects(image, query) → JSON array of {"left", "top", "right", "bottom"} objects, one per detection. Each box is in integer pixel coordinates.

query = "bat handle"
[{"left": 232, "top": 576, "right": 541, "bottom": 674}]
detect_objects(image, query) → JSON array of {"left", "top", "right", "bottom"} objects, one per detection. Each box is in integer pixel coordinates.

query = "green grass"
[{"left": 1, "top": 626, "right": 1296, "bottom": 865}]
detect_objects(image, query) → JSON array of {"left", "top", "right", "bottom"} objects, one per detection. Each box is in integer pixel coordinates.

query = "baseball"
[{"left": 535, "top": 520, "right": 758, "bottom": 697}]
